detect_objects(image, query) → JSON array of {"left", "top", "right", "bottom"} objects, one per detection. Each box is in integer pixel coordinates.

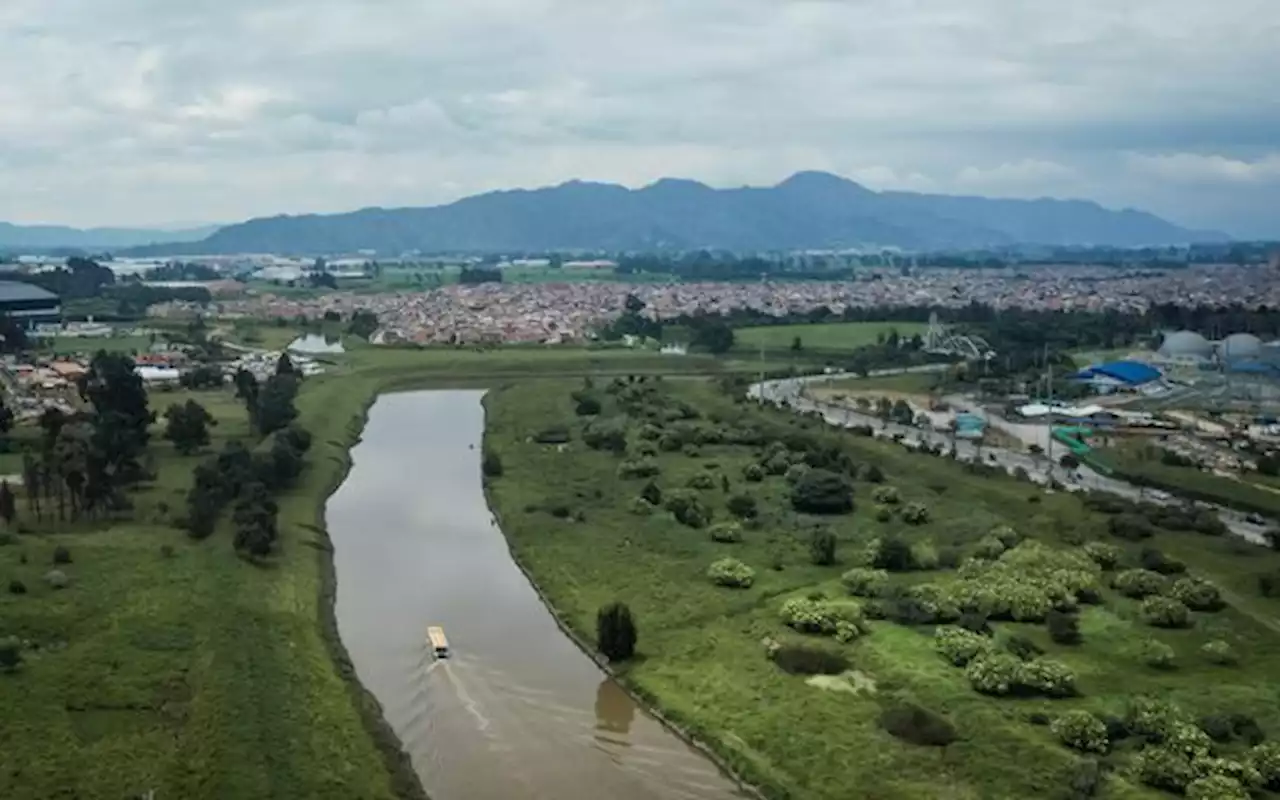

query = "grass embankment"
[
  {"left": 1092, "top": 445, "right": 1280, "bottom": 518},
  {"left": 0, "top": 346, "right": 744, "bottom": 799},
  {"left": 736, "top": 322, "right": 929, "bottom": 358},
  {"left": 484, "top": 378, "right": 1280, "bottom": 799}
]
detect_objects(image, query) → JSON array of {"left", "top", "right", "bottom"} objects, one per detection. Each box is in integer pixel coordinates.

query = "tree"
[
  {"left": 791, "top": 336, "right": 804, "bottom": 352},
  {"left": 596, "top": 602, "right": 637, "bottom": 662},
  {"left": 0, "top": 396, "right": 13, "bottom": 448},
  {"left": 276, "top": 353, "right": 296, "bottom": 377},
  {"left": 255, "top": 374, "right": 299, "bottom": 436},
  {"left": 165, "top": 400, "right": 216, "bottom": 455},
  {"left": 82, "top": 351, "right": 153, "bottom": 483},
  {"left": 0, "top": 481, "right": 14, "bottom": 527},
  {"left": 790, "top": 469, "right": 855, "bottom": 514},
  {"left": 233, "top": 369, "right": 259, "bottom": 402},
  {"left": 0, "top": 636, "right": 21, "bottom": 673},
  {"left": 347, "top": 309, "right": 379, "bottom": 339},
  {"left": 809, "top": 528, "right": 837, "bottom": 566}
]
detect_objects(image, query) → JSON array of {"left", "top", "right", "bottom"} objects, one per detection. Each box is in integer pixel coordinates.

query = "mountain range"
[
  {"left": 0, "top": 222, "right": 221, "bottom": 251},
  {"left": 27, "top": 172, "right": 1232, "bottom": 255}
]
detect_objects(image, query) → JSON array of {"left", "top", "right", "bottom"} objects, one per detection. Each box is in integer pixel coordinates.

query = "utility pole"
[
  {"left": 758, "top": 272, "right": 766, "bottom": 405},
  {"left": 1045, "top": 343, "right": 1055, "bottom": 484}
]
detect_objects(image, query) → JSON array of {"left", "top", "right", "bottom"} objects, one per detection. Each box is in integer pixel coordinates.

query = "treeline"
[
  {"left": 599, "top": 296, "right": 736, "bottom": 353},
  {"left": 618, "top": 253, "right": 850, "bottom": 281},
  {"left": 183, "top": 354, "right": 309, "bottom": 557},
  {"left": 458, "top": 266, "right": 503, "bottom": 285},
  {"left": 14, "top": 256, "right": 212, "bottom": 319}
]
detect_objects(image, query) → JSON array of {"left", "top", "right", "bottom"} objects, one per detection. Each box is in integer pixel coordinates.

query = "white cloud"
[
  {"left": 0, "top": 0, "right": 1275, "bottom": 235},
  {"left": 1126, "top": 153, "right": 1280, "bottom": 184}
]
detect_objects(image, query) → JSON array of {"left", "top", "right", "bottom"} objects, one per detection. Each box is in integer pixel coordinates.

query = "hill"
[
  {"left": 124, "top": 172, "right": 1226, "bottom": 255},
  {"left": 0, "top": 222, "right": 220, "bottom": 251}
]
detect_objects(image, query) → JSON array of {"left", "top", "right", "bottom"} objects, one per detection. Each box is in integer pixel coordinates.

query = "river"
[{"left": 327, "top": 390, "right": 745, "bottom": 800}]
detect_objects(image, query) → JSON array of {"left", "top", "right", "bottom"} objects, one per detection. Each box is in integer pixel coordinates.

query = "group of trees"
[
  {"left": 598, "top": 296, "right": 736, "bottom": 354},
  {"left": 458, "top": 266, "right": 503, "bottom": 285},
  {"left": 234, "top": 355, "right": 300, "bottom": 437},
  {"left": 15, "top": 353, "right": 154, "bottom": 524}
]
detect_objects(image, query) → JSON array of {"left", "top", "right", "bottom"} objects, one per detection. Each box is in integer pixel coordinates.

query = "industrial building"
[
  {"left": 1073, "top": 360, "right": 1163, "bottom": 392},
  {"left": 0, "top": 280, "right": 61, "bottom": 328}
]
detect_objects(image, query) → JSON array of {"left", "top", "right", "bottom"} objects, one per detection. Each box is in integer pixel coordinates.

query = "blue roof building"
[{"left": 1073, "top": 360, "right": 1162, "bottom": 387}]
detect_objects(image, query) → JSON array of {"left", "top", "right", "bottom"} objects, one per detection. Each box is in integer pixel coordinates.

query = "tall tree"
[
  {"left": 82, "top": 352, "right": 153, "bottom": 483},
  {"left": 275, "top": 353, "right": 296, "bottom": 377},
  {"left": 0, "top": 480, "right": 15, "bottom": 527},
  {"left": 255, "top": 374, "right": 298, "bottom": 436},
  {"left": 596, "top": 602, "right": 638, "bottom": 662},
  {"left": 165, "top": 400, "right": 216, "bottom": 455}
]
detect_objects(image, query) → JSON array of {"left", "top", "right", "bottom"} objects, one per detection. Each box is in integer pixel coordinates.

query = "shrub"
[
  {"left": 809, "top": 528, "right": 837, "bottom": 566},
  {"left": 873, "top": 536, "right": 916, "bottom": 572},
  {"left": 935, "top": 626, "right": 996, "bottom": 666},
  {"left": 879, "top": 703, "right": 958, "bottom": 747},
  {"left": 1047, "top": 610, "right": 1083, "bottom": 645},
  {"left": 1126, "top": 696, "right": 1187, "bottom": 740},
  {"left": 628, "top": 497, "right": 655, "bottom": 516},
  {"left": 973, "top": 535, "right": 1006, "bottom": 560},
  {"left": 860, "top": 464, "right": 885, "bottom": 483},
  {"left": 763, "top": 453, "right": 791, "bottom": 475},
  {"left": 871, "top": 485, "right": 901, "bottom": 505},
  {"left": 1018, "top": 659, "right": 1077, "bottom": 697},
  {"left": 1060, "top": 760, "right": 1105, "bottom": 799},
  {"left": 708, "top": 558, "right": 755, "bottom": 588},
  {"left": 911, "top": 541, "right": 940, "bottom": 570},
  {"left": 990, "top": 525, "right": 1022, "bottom": 548},
  {"left": 790, "top": 470, "right": 855, "bottom": 515},
  {"left": 1250, "top": 742, "right": 1280, "bottom": 789},
  {"left": 770, "top": 643, "right": 849, "bottom": 675},
  {"left": 1170, "top": 577, "right": 1224, "bottom": 611},
  {"left": 52, "top": 546, "right": 72, "bottom": 565},
  {"left": 1259, "top": 571, "right": 1280, "bottom": 598},
  {"left": 43, "top": 570, "right": 69, "bottom": 589},
  {"left": 1082, "top": 542, "right": 1121, "bottom": 569},
  {"left": 784, "top": 463, "right": 810, "bottom": 485},
  {"left": 1191, "top": 756, "right": 1262, "bottom": 790},
  {"left": 726, "top": 493, "right": 758, "bottom": 520},
  {"left": 1141, "top": 596, "right": 1191, "bottom": 629},
  {"left": 901, "top": 502, "right": 930, "bottom": 525},
  {"left": 1201, "top": 640, "right": 1237, "bottom": 665},
  {"left": 1141, "top": 547, "right": 1187, "bottom": 575},
  {"left": 1053, "top": 711, "right": 1109, "bottom": 754},
  {"left": 842, "top": 568, "right": 888, "bottom": 597},
  {"left": 0, "top": 636, "right": 21, "bottom": 672},
  {"left": 681, "top": 443, "right": 702, "bottom": 458},
  {"left": 1137, "top": 746, "right": 1197, "bottom": 793},
  {"left": 709, "top": 522, "right": 743, "bottom": 544},
  {"left": 617, "top": 459, "right": 661, "bottom": 479},
  {"left": 8, "top": 579, "right": 25, "bottom": 595},
  {"left": 533, "top": 426, "right": 571, "bottom": 444},
  {"left": 874, "top": 505, "right": 893, "bottom": 522},
  {"left": 1109, "top": 513, "right": 1155, "bottom": 541},
  {"left": 596, "top": 602, "right": 637, "bottom": 662},
  {"left": 742, "top": 464, "right": 764, "bottom": 483},
  {"left": 664, "top": 490, "right": 711, "bottom": 529},
  {"left": 965, "top": 652, "right": 1023, "bottom": 696},
  {"left": 640, "top": 480, "right": 663, "bottom": 507},
  {"left": 1000, "top": 632, "right": 1043, "bottom": 661},
  {"left": 1113, "top": 569, "right": 1169, "bottom": 598},
  {"left": 582, "top": 418, "right": 628, "bottom": 453},
  {"left": 481, "top": 448, "right": 504, "bottom": 478},
  {"left": 1185, "top": 776, "right": 1249, "bottom": 800},
  {"left": 1141, "top": 638, "right": 1177, "bottom": 669},
  {"left": 686, "top": 473, "right": 716, "bottom": 491},
  {"left": 780, "top": 598, "right": 868, "bottom": 641}
]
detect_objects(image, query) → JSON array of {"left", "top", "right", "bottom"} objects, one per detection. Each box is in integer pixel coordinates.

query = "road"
[{"left": 750, "top": 370, "right": 1269, "bottom": 544}]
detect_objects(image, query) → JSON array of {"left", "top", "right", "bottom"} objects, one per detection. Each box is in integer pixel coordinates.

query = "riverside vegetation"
[
  {"left": 0, "top": 344, "right": 760, "bottom": 799},
  {"left": 483, "top": 375, "right": 1280, "bottom": 800}
]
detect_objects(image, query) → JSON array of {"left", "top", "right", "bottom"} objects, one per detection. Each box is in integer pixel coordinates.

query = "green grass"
[
  {"left": 483, "top": 378, "right": 1280, "bottom": 799},
  {"left": 0, "top": 346, "right": 763, "bottom": 799},
  {"left": 38, "top": 335, "right": 155, "bottom": 356},
  {"left": 1093, "top": 443, "right": 1280, "bottom": 517},
  {"left": 821, "top": 371, "right": 947, "bottom": 395},
  {"left": 736, "top": 322, "right": 929, "bottom": 354}
]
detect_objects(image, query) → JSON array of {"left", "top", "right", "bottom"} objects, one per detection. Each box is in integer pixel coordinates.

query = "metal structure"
[{"left": 923, "top": 312, "right": 996, "bottom": 361}]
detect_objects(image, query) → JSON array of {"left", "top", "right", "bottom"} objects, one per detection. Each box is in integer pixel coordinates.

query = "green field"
[
  {"left": 38, "top": 335, "right": 156, "bottom": 356},
  {"left": 1093, "top": 443, "right": 1280, "bottom": 518},
  {"left": 485, "top": 378, "right": 1280, "bottom": 799},
  {"left": 736, "top": 322, "right": 929, "bottom": 354}
]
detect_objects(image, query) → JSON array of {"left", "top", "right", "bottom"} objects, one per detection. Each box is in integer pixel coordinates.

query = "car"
[{"left": 1246, "top": 512, "right": 1267, "bottom": 526}]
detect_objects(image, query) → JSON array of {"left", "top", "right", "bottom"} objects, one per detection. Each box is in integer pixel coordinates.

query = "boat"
[{"left": 427, "top": 626, "right": 450, "bottom": 659}]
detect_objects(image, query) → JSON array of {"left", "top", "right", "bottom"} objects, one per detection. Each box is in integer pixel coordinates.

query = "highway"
[{"left": 750, "top": 370, "right": 1270, "bottom": 545}]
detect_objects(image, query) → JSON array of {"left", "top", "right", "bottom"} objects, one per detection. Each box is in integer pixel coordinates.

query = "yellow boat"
[{"left": 427, "top": 626, "right": 450, "bottom": 658}]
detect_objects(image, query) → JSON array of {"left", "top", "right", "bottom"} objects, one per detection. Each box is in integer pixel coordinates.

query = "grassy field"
[
  {"left": 0, "top": 346, "right": 757, "bottom": 800},
  {"left": 1093, "top": 442, "right": 1280, "bottom": 518},
  {"left": 484, "top": 378, "right": 1280, "bottom": 799},
  {"left": 736, "top": 322, "right": 929, "bottom": 354},
  {"left": 38, "top": 335, "right": 156, "bottom": 357}
]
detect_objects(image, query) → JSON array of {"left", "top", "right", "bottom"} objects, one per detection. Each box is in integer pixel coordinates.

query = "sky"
[{"left": 1, "top": 0, "right": 1278, "bottom": 237}]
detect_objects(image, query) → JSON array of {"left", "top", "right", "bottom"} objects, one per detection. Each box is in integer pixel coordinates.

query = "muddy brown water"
[{"left": 328, "top": 391, "right": 746, "bottom": 800}]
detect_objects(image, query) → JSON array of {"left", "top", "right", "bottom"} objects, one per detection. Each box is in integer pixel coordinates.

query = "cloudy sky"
[{"left": 2, "top": 0, "right": 1277, "bottom": 236}]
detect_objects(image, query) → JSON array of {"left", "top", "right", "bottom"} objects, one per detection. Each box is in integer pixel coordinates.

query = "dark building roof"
[
  {"left": 1074, "top": 360, "right": 1162, "bottom": 386},
  {"left": 0, "top": 280, "right": 58, "bottom": 303}
]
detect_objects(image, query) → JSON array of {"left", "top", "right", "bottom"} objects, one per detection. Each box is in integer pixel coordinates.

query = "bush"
[
  {"left": 708, "top": 558, "right": 755, "bottom": 589},
  {"left": 481, "top": 448, "right": 504, "bottom": 478},
  {"left": 1141, "top": 638, "right": 1177, "bottom": 669},
  {"left": 1137, "top": 746, "right": 1197, "bottom": 793},
  {"left": 640, "top": 480, "right": 663, "bottom": 506},
  {"left": 726, "top": 493, "right": 758, "bottom": 520},
  {"left": 664, "top": 490, "right": 711, "bottom": 529},
  {"left": 1082, "top": 542, "right": 1121, "bottom": 569},
  {"left": 686, "top": 473, "right": 716, "bottom": 491},
  {"left": 965, "top": 652, "right": 1023, "bottom": 696},
  {"left": 8, "top": 579, "right": 25, "bottom": 595},
  {"left": 1113, "top": 569, "right": 1169, "bottom": 598},
  {"left": 879, "top": 703, "right": 958, "bottom": 747},
  {"left": 809, "top": 528, "right": 837, "bottom": 566},
  {"left": 935, "top": 626, "right": 996, "bottom": 667},
  {"left": 1053, "top": 711, "right": 1109, "bottom": 753},
  {"left": 1250, "top": 742, "right": 1280, "bottom": 789},
  {"left": 1109, "top": 514, "right": 1155, "bottom": 541},
  {"left": 872, "top": 485, "right": 901, "bottom": 505},
  {"left": 990, "top": 525, "right": 1022, "bottom": 548},
  {"left": 0, "top": 636, "right": 21, "bottom": 672},
  {"left": 52, "top": 546, "right": 72, "bottom": 565},
  {"left": 780, "top": 598, "right": 869, "bottom": 641},
  {"left": 617, "top": 459, "right": 661, "bottom": 479},
  {"left": 860, "top": 464, "right": 885, "bottom": 483},
  {"left": 1060, "top": 760, "right": 1105, "bottom": 799},
  {"left": 1140, "top": 547, "right": 1187, "bottom": 575},
  {"left": 1141, "top": 596, "right": 1191, "bottom": 629},
  {"left": 770, "top": 644, "right": 849, "bottom": 675},
  {"left": 1170, "top": 577, "right": 1224, "bottom": 611},
  {"left": 1047, "top": 610, "right": 1083, "bottom": 645},
  {"left": 1001, "top": 632, "right": 1043, "bottom": 661},
  {"left": 1259, "top": 571, "right": 1280, "bottom": 598},
  {"left": 1201, "top": 640, "right": 1237, "bottom": 665},
  {"left": 872, "top": 536, "right": 916, "bottom": 572},
  {"left": 43, "top": 569, "right": 69, "bottom": 589},
  {"left": 533, "top": 426, "right": 571, "bottom": 444},
  {"left": 1018, "top": 659, "right": 1077, "bottom": 697},
  {"left": 790, "top": 469, "right": 855, "bottom": 515},
  {"left": 842, "top": 568, "right": 888, "bottom": 597},
  {"left": 784, "top": 463, "right": 810, "bottom": 485},
  {"left": 973, "top": 535, "right": 1006, "bottom": 560},
  {"left": 596, "top": 602, "right": 637, "bottom": 662},
  {"left": 1185, "top": 776, "right": 1249, "bottom": 800},
  {"left": 901, "top": 502, "right": 930, "bottom": 525},
  {"left": 911, "top": 540, "right": 940, "bottom": 570},
  {"left": 742, "top": 463, "right": 765, "bottom": 482},
  {"left": 709, "top": 522, "right": 743, "bottom": 544},
  {"left": 628, "top": 497, "right": 655, "bottom": 516},
  {"left": 874, "top": 505, "right": 893, "bottom": 522}
]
